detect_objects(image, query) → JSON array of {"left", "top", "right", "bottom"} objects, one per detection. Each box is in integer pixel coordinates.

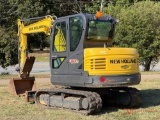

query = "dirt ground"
[
  {"left": 0, "top": 78, "right": 50, "bottom": 85},
  {"left": 0, "top": 74, "right": 160, "bottom": 85}
]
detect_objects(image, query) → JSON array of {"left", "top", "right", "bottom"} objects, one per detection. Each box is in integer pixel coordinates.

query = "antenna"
[{"left": 100, "top": 0, "right": 104, "bottom": 12}]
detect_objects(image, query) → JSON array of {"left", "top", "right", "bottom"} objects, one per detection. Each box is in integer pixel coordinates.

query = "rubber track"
[
  {"left": 35, "top": 88, "right": 102, "bottom": 115},
  {"left": 115, "top": 87, "right": 141, "bottom": 108},
  {"left": 127, "top": 88, "right": 142, "bottom": 108}
]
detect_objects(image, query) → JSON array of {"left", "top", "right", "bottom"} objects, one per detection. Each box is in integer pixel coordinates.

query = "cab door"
[
  {"left": 50, "top": 19, "right": 69, "bottom": 75},
  {"left": 68, "top": 15, "right": 85, "bottom": 75}
]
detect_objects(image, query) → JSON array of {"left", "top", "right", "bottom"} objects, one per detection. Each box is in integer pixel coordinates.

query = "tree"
[
  {"left": 107, "top": 1, "right": 160, "bottom": 71},
  {"left": 0, "top": 0, "right": 85, "bottom": 68},
  {"left": 0, "top": 27, "right": 18, "bottom": 68},
  {"left": 0, "top": 0, "right": 45, "bottom": 68},
  {"left": 0, "top": 1, "right": 19, "bottom": 68}
]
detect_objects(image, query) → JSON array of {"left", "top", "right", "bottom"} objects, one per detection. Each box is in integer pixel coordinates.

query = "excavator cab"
[
  {"left": 34, "top": 13, "right": 141, "bottom": 113},
  {"left": 51, "top": 13, "right": 140, "bottom": 86},
  {"left": 50, "top": 13, "right": 130, "bottom": 86}
]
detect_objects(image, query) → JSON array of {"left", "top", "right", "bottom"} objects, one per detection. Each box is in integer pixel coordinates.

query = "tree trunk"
[
  {"left": 27, "top": 40, "right": 33, "bottom": 53},
  {"left": 144, "top": 57, "right": 152, "bottom": 71},
  {"left": 39, "top": 39, "right": 43, "bottom": 51}
]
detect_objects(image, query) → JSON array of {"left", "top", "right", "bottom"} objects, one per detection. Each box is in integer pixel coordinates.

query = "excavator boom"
[{"left": 9, "top": 15, "right": 55, "bottom": 96}]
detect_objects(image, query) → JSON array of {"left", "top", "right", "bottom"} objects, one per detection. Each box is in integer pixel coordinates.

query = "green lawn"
[
  {"left": 30, "top": 51, "right": 49, "bottom": 62},
  {"left": 0, "top": 74, "right": 50, "bottom": 79},
  {"left": 0, "top": 77, "right": 160, "bottom": 120},
  {"left": 1, "top": 71, "right": 159, "bottom": 79},
  {"left": 141, "top": 71, "right": 160, "bottom": 75}
]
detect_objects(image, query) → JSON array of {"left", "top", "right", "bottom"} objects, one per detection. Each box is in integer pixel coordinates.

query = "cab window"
[
  {"left": 53, "top": 22, "right": 66, "bottom": 52},
  {"left": 69, "top": 16, "right": 83, "bottom": 51}
]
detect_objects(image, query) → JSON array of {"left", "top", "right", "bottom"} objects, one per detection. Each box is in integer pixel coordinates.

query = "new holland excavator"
[{"left": 8, "top": 11, "right": 141, "bottom": 114}]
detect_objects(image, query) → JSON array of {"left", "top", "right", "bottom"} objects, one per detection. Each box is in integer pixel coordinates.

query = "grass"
[
  {"left": 141, "top": 71, "right": 160, "bottom": 75},
  {"left": 0, "top": 74, "right": 50, "bottom": 79},
  {"left": 0, "top": 77, "right": 160, "bottom": 120},
  {"left": 0, "top": 71, "right": 159, "bottom": 80},
  {"left": 29, "top": 50, "right": 49, "bottom": 62}
]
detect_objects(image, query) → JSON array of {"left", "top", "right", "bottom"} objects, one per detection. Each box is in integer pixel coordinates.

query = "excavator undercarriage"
[{"left": 25, "top": 87, "right": 141, "bottom": 115}]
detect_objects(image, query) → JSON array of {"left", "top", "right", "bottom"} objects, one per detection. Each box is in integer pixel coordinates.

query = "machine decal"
[
  {"left": 121, "top": 65, "right": 129, "bottom": 69},
  {"left": 29, "top": 25, "right": 45, "bottom": 31},
  {"left": 69, "top": 59, "right": 79, "bottom": 64},
  {"left": 104, "top": 79, "right": 116, "bottom": 84},
  {"left": 110, "top": 59, "right": 136, "bottom": 64},
  {"left": 100, "top": 50, "right": 106, "bottom": 54}
]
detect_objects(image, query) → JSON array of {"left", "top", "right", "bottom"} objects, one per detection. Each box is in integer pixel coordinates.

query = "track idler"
[
  {"left": 116, "top": 88, "right": 142, "bottom": 108},
  {"left": 101, "top": 87, "right": 141, "bottom": 108}
]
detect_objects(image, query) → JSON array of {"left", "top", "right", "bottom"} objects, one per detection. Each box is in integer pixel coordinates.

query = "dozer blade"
[{"left": 8, "top": 77, "right": 37, "bottom": 96}]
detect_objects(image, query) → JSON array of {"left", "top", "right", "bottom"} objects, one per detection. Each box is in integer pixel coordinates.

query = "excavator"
[{"left": 8, "top": 3, "right": 141, "bottom": 115}]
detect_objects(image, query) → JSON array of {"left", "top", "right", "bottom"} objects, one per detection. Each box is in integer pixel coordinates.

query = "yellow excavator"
[{"left": 8, "top": 11, "right": 141, "bottom": 114}]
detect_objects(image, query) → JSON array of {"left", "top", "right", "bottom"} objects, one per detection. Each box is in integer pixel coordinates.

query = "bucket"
[{"left": 8, "top": 77, "right": 37, "bottom": 96}]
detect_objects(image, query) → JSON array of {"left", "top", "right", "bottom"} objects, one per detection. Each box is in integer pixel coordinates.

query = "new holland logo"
[
  {"left": 110, "top": 59, "right": 137, "bottom": 64},
  {"left": 29, "top": 25, "right": 45, "bottom": 31}
]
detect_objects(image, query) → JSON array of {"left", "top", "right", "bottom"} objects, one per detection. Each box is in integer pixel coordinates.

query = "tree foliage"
[
  {"left": 0, "top": 0, "right": 86, "bottom": 68},
  {"left": 0, "top": 0, "right": 160, "bottom": 71},
  {"left": 0, "top": 27, "right": 18, "bottom": 68},
  {"left": 0, "top": 0, "right": 46, "bottom": 68},
  {"left": 105, "top": 1, "right": 160, "bottom": 71}
]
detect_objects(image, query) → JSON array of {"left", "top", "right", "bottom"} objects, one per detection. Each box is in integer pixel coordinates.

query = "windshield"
[{"left": 87, "top": 20, "right": 113, "bottom": 41}]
